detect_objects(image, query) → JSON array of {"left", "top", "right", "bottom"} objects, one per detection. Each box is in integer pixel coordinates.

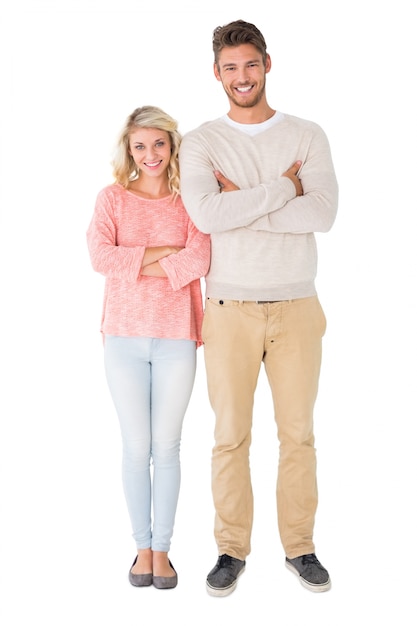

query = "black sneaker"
[
  {"left": 206, "top": 554, "right": 246, "bottom": 597},
  {"left": 285, "top": 553, "right": 331, "bottom": 592}
]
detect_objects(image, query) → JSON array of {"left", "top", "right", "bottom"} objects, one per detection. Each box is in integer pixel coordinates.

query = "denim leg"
[
  {"left": 104, "top": 336, "right": 153, "bottom": 549},
  {"left": 150, "top": 338, "right": 196, "bottom": 552}
]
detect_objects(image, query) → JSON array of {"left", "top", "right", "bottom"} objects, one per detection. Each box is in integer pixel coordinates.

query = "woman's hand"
[{"left": 142, "top": 245, "right": 184, "bottom": 267}]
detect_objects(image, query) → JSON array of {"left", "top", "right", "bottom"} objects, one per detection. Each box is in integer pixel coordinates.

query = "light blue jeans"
[{"left": 104, "top": 336, "right": 197, "bottom": 552}]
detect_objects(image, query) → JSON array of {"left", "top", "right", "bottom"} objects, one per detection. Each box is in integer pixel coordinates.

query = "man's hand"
[
  {"left": 214, "top": 170, "right": 239, "bottom": 192},
  {"left": 282, "top": 161, "right": 303, "bottom": 196},
  {"left": 214, "top": 161, "right": 303, "bottom": 197}
]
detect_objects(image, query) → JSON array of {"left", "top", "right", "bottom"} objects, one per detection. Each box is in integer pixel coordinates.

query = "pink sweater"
[{"left": 87, "top": 183, "right": 211, "bottom": 346}]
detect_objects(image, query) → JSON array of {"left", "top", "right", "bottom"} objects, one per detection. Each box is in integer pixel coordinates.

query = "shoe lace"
[
  {"left": 301, "top": 554, "right": 325, "bottom": 570},
  {"left": 218, "top": 554, "right": 235, "bottom": 568}
]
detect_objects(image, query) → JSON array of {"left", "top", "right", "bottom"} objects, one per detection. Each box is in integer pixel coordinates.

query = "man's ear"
[
  {"left": 213, "top": 62, "right": 222, "bottom": 82},
  {"left": 265, "top": 53, "right": 272, "bottom": 74}
]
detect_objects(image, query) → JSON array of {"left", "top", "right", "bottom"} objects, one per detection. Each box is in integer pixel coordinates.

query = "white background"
[{"left": 1, "top": 1, "right": 416, "bottom": 624}]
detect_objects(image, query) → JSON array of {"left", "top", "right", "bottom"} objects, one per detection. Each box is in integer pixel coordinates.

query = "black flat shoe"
[
  {"left": 128, "top": 556, "right": 153, "bottom": 587},
  {"left": 152, "top": 560, "right": 177, "bottom": 589}
]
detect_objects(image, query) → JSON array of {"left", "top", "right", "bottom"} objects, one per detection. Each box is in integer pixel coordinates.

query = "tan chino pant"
[{"left": 202, "top": 296, "right": 327, "bottom": 560}]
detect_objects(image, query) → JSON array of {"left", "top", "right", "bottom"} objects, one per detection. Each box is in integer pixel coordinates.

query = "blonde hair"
[{"left": 111, "top": 105, "right": 181, "bottom": 197}]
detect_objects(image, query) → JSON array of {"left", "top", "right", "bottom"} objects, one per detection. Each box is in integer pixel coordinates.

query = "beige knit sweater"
[{"left": 179, "top": 113, "right": 338, "bottom": 301}]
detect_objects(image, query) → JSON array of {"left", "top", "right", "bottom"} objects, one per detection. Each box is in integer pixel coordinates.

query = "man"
[{"left": 179, "top": 19, "right": 338, "bottom": 596}]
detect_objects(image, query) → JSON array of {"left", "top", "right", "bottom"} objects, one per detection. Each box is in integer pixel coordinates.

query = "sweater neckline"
[{"left": 116, "top": 183, "right": 172, "bottom": 201}]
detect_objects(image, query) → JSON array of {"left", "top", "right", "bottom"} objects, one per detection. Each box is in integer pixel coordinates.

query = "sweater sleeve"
[
  {"left": 179, "top": 133, "right": 296, "bottom": 234},
  {"left": 159, "top": 219, "right": 211, "bottom": 291},
  {"left": 247, "top": 124, "right": 338, "bottom": 233},
  {"left": 86, "top": 188, "right": 145, "bottom": 282}
]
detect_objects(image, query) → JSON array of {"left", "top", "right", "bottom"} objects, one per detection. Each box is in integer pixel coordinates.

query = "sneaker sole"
[
  {"left": 285, "top": 561, "right": 331, "bottom": 593},
  {"left": 206, "top": 566, "right": 246, "bottom": 597}
]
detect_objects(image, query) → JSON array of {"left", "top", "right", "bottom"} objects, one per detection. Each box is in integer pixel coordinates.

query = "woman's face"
[{"left": 128, "top": 127, "right": 171, "bottom": 179}]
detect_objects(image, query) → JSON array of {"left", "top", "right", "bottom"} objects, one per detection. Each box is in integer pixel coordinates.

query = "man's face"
[{"left": 214, "top": 43, "right": 271, "bottom": 109}]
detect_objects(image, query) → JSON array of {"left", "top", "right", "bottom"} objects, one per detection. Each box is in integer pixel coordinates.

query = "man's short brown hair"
[{"left": 212, "top": 20, "right": 268, "bottom": 66}]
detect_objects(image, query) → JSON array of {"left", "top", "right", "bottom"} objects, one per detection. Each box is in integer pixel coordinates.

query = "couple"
[{"left": 87, "top": 19, "right": 338, "bottom": 596}]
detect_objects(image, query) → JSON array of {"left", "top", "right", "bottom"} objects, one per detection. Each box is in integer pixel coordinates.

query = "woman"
[{"left": 87, "top": 106, "right": 210, "bottom": 589}]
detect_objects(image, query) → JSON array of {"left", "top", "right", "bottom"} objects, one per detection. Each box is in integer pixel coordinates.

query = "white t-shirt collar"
[{"left": 222, "top": 111, "right": 284, "bottom": 136}]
